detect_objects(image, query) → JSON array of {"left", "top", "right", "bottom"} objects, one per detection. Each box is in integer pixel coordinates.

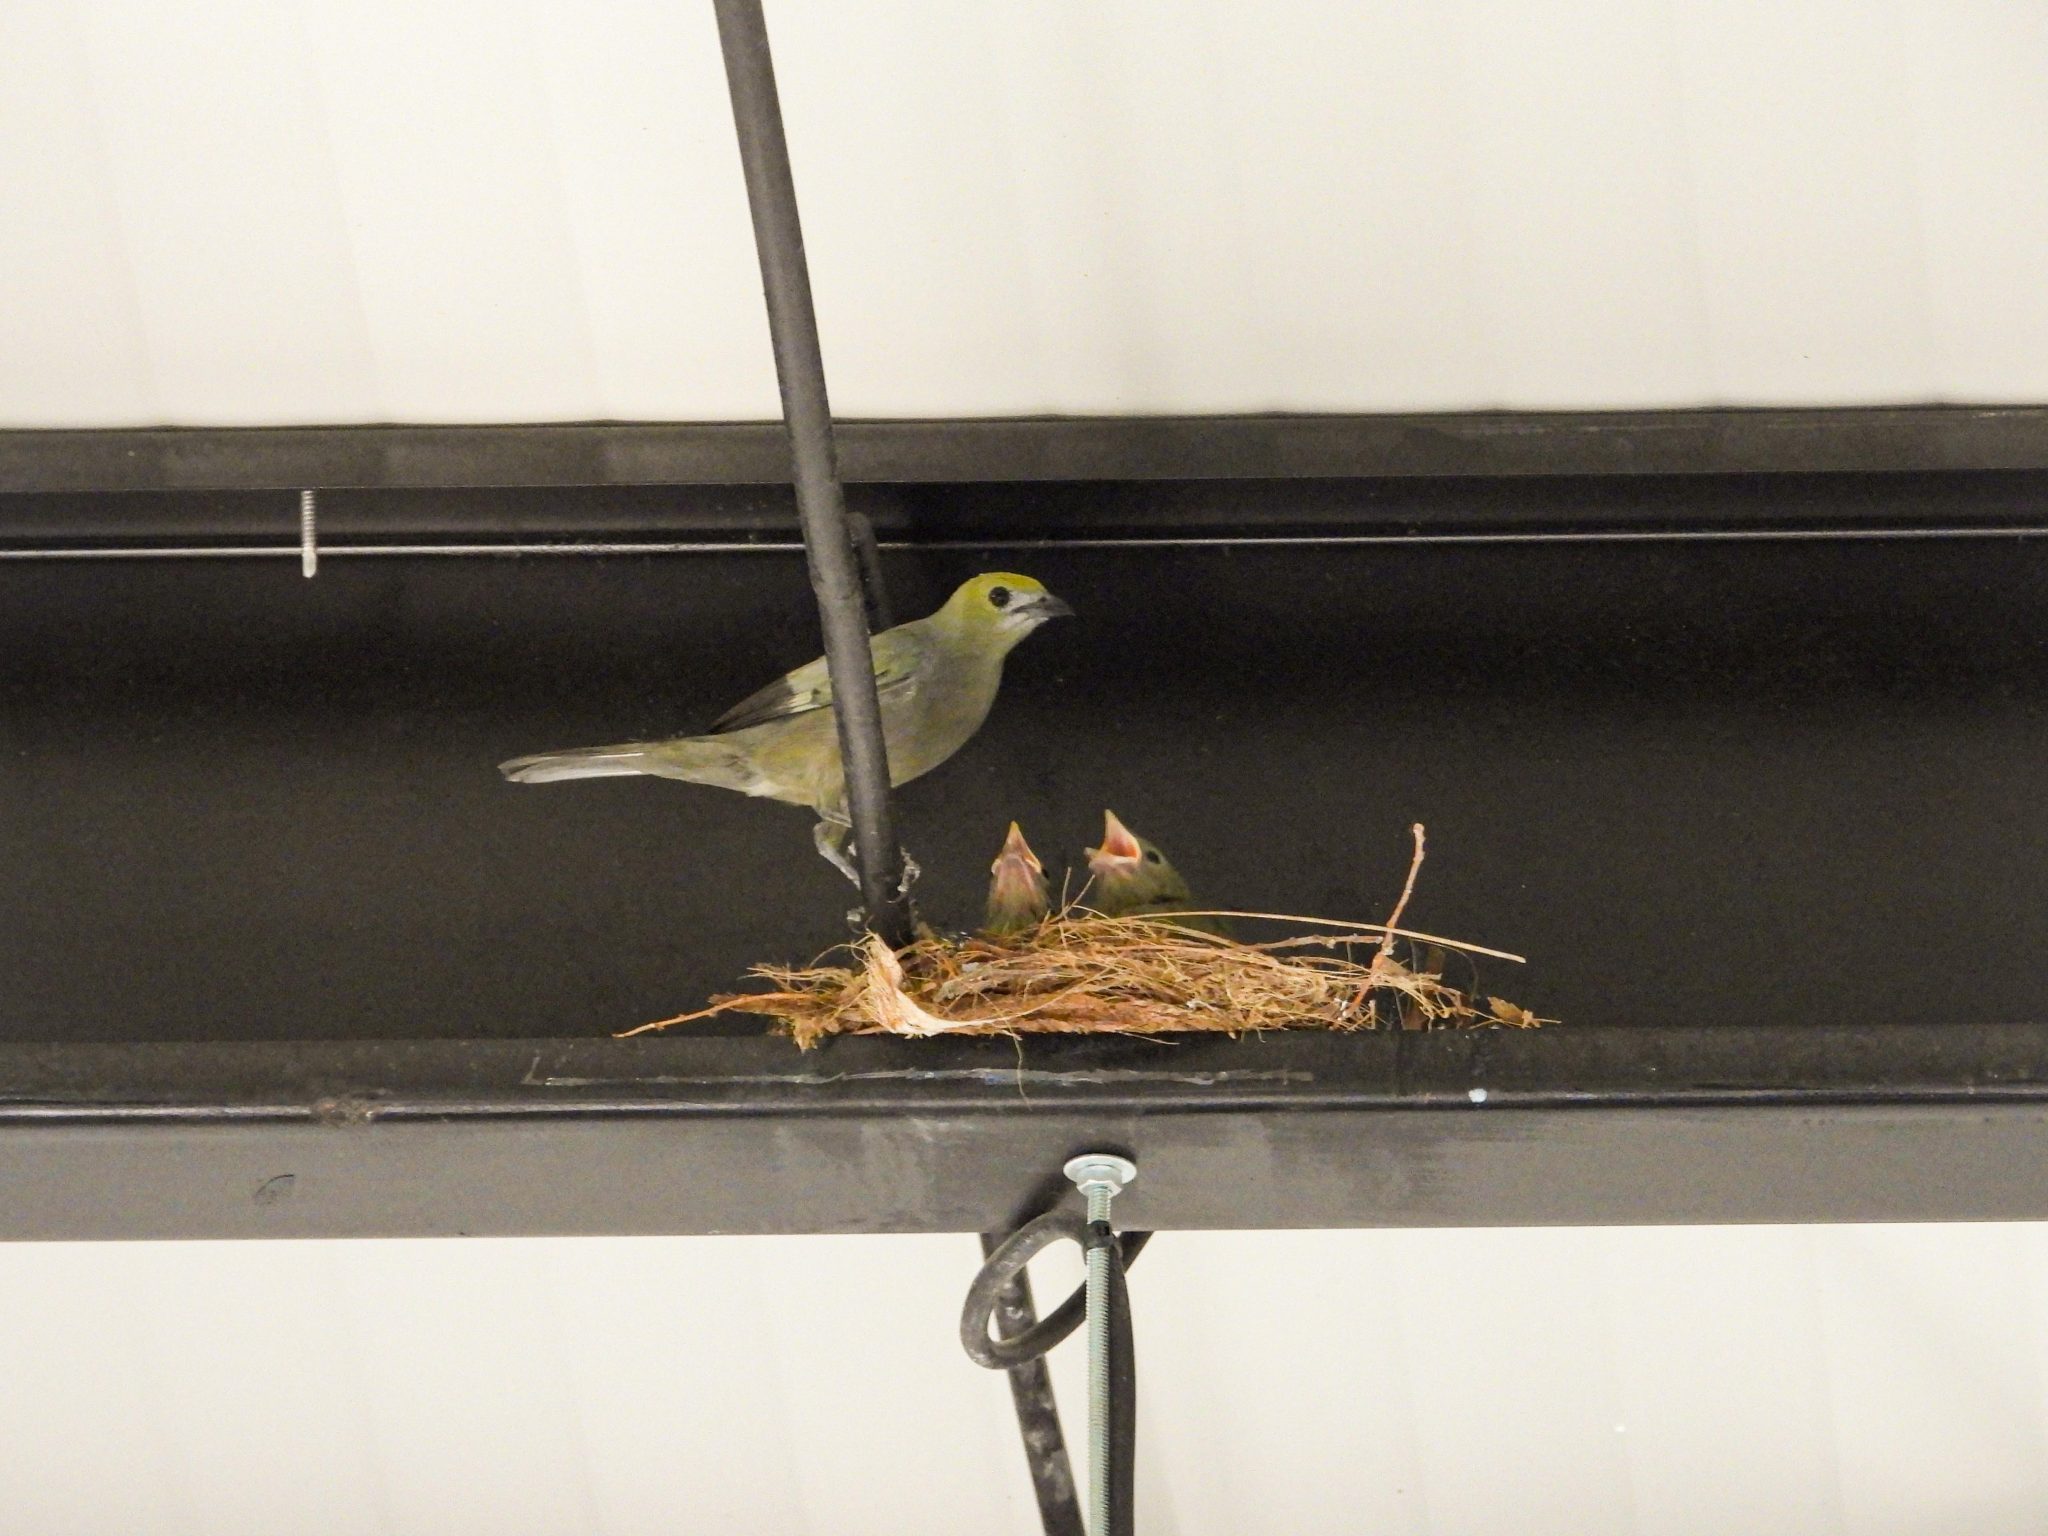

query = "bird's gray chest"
[{"left": 880, "top": 653, "right": 1000, "bottom": 783}]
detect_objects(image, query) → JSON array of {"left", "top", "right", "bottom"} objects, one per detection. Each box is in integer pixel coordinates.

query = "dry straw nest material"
[{"left": 624, "top": 825, "right": 1548, "bottom": 1048}]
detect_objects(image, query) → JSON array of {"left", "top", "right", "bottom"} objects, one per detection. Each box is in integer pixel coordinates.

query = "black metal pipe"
[
  {"left": 978, "top": 1232, "right": 1086, "bottom": 1536},
  {"left": 712, "top": 0, "right": 912, "bottom": 945},
  {"left": 846, "top": 509, "right": 894, "bottom": 629}
]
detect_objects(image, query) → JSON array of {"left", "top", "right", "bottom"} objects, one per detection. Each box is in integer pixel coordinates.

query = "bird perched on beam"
[
  {"left": 1085, "top": 810, "right": 1229, "bottom": 936},
  {"left": 500, "top": 573, "right": 1072, "bottom": 882},
  {"left": 982, "top": 822, "right": 1051, "bottom": 936}
]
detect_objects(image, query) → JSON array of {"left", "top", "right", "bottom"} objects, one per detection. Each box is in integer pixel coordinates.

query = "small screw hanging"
[{"left": 299, "top": 489, "right": 318, "bottom": 578}]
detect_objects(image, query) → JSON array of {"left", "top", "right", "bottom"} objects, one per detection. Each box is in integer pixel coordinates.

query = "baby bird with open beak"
[
  {"left": 1085, "top": 810, "right": 1229, "bottom": 936},
  {"left": 981, "top": 822, "right": 1051, "bottom": 937}
]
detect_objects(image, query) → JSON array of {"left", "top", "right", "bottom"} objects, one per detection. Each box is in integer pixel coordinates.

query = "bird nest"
[{"left": 623, "top": 827, "right": 1546, "bottom": 1047}]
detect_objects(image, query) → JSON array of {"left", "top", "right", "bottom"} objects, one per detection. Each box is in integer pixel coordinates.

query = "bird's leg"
[
  {"left": 813, "top": 819, "right": 862, "bottom": 886},
  {"left": 817, "top": 814, "right": 920, "bottom": 935}
]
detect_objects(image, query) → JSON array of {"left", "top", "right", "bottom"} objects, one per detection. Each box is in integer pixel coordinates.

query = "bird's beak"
[
  {"left": 1023, "top": 590, "right": 1074, "bottom": 621},
  {"left": 992, "top": 820, "right": 1043, "bottom": 878},
  {"left": 1086, "top": 809, "right": 1143, "bottom": 873}
]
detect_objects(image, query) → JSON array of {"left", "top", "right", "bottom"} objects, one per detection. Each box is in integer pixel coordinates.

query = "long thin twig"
[
  {"left": 1378, "top": 823, "right": 1427, "bottom": 962},
  {"left": 1086, "top": 910, "right": 1522, "bottom": 964}
]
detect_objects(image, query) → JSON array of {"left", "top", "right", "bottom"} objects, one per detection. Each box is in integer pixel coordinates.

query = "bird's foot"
[
  {"left": 846, "top": 896, "right": 928, "bottom": 940},
  {"left": 814, "top": 821, "right": 862, "bottom": 886},
  {"left": 895, "top": 852, "right": 921, "bottom": 897}
]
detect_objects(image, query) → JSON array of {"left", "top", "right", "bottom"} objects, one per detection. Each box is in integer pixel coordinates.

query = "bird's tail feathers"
[
  {"left": 500, "top": 736, "right": 769, "bottom": 794},
  {"left": 499, "top": 743, "right": 659, "bottom": 784}
]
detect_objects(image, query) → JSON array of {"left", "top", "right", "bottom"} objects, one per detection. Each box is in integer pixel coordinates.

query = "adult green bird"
[
  {"left": 500, "top": 573, "right": 1072, "bottom": 880},
  {"left": 982, "top": 821, "right": 1051, "bottom": 936},
  {"left": 1085, "top": 809, "right": 1229, "bottom": 936}
]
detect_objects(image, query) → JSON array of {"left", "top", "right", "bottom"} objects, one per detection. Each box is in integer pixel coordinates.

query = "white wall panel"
[
  {"left": 74, "top": 3, "right": 388, "bottom": 426},
  {"left": 0, "top": 6, "right": 164, "bottom": 425},
  {"left": 4, "top": 2, "right": 2048, "bottom": 425},
  {"left": 1671, "top": 2, "right": 1939, "bottom": 405},
  {"left": 4, "top": 1226, "right": 2048, "bottom": 1533}
]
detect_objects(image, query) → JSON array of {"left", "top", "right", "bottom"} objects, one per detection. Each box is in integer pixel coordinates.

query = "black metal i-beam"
[
  {"left": 712, "top": 0, "right": 912, "bottom": 945},
  {"left": 14, "top": 1027, "right": 2048, "bottom": 1238}
]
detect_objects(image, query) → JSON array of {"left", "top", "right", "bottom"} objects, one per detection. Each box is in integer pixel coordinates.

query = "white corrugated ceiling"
[
  {"left": 4, "top": 1225, "right": 2048, "bottom": 1534},
  {"left": 3, "top": 1, "right": 2047, "bottom": 425}
]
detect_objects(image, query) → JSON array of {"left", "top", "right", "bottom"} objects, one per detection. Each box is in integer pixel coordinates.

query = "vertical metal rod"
[
  {"left": 846, "top": 509, "right": 893, "bottom": 630},
  {"left": 1082, "top": 1184, "right": 1113, "bottom": 1535},
  {"left": 712, "top": 0, "right": 912, "bottom": 946},
  {"left": 1066, "top": 1154, "right": 1137, "bottom": 1536},
  {"left": 979, "top": 1232, "right": 1087, "bottom": 1536}
]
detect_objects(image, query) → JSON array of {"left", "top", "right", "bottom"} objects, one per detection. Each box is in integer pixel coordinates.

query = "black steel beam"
[
  {"left": 7, "top": 406, "right": 2048, "bottom": 494},
  {"left": 0, "top": 473, "right": 2036, "bottom": 1243},
  {"left": 4, "top": 1027, "right": 2048, "bottom": 1240},
  {"left": 5, "top": 469, "right": 2048, "bottom": 547},
  {"left": 713, "top": 0, "right": 909, "bottom": 942}
]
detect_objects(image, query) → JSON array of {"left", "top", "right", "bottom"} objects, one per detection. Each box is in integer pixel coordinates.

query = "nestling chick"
[
  {"left": 500, "top": 573, "right": 1072, "bottom": 882},
  {"left": 981, "top": 822, "right": 1051, "bottom": 936},
  {"left": 1085, "top": 810, "right": 1229, "bottom": 936}
]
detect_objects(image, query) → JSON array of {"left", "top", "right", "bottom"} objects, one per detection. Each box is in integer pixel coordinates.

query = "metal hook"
[{"left": 299, "top": 489, "right": 318, "bottom": 578}]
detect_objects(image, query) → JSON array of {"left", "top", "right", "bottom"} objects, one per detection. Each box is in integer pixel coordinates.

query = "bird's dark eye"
[
  {"left": 988, "top": 585, "right": 1012, "bottom": 609},
  {"left": 1145, "top": 849, "right": 1162, "bottom": 864}
]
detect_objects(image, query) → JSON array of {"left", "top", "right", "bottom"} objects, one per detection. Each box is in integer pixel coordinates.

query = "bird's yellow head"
[{"left": 936, "top": 573, "right": 1073, "bottom": 647}]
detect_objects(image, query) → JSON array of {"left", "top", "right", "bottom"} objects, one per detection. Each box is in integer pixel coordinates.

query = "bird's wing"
[{"left": 708, "top": 627, "right": 929, "bottom": 734}]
